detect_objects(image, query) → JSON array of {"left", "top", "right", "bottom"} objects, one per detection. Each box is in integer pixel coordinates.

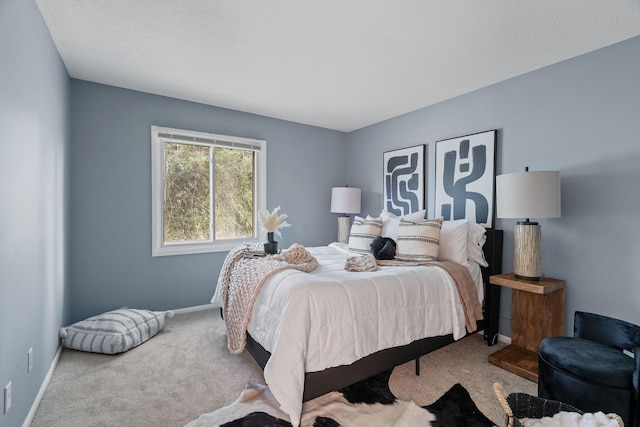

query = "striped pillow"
[
  {"left": 348, "top": 216, "right": 383, "bottom": 254},
  {"left": 395, "top": 217, "right": 443, "bottom": 262},
  {"left": 59, "top": 308, "right": 174, "bottom": 354}
]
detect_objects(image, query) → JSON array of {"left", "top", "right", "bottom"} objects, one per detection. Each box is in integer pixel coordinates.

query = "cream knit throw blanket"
[{"left": 219, "top": 243, "right": 318, "bottom": 354}]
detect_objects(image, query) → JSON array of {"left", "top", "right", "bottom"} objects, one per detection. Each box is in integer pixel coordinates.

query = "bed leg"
[{"left": 415, "top": 357, "right": 420, "bottom": 376}]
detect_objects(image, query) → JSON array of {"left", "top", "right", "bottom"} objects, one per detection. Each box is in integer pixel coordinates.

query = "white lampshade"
[
  {"left": 330, "top": 187, "right": 361, "bottom": 214},
  {"left": 496, "top": 170, "right": 561, "bottom": 280},
  {"left": 496, "top": 171, "right": 561, "bottom": 220}
]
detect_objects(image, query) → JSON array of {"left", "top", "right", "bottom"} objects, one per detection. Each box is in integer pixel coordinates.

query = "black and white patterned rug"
[{"left": 185, "top": 370, "right": 496, "bottom": 426}]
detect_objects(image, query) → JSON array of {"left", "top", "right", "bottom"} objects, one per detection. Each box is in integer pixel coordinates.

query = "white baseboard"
[
  {"left": 497, "top": 334, "right": 512, "bottom": 345},
  {"left": 172, "top": 304, "right": 217, "bottom": 314},
  {"left": 23, "top": 345, "right": 62, "bottom": 427}
]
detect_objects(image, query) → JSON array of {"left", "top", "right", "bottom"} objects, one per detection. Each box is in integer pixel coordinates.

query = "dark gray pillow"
[{"left": 370, "top": 236, "right": 396, "bottom": 260}]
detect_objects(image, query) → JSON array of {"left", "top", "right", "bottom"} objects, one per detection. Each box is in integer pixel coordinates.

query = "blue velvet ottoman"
[{"left": 537, "top": 311, "right": 640, "bottom": 427}]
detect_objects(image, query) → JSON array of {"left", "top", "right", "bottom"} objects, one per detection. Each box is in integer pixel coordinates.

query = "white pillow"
[
  {"left": 395, "top": 217, "right": 442, "bottom": 262},
  {"left": 467, "top": 222, "right": 489, "bottom": 267},
  {"left": 59, "top": 308, "right": 174, "bottom": 354},
  {"left": 348, "top": 216, "right": 383, "bottom": 254},
  {"left": 439, "top": 219, "right": 469, "bottom": 264},
  {"left": 380, "top": 209, "right": 427, "bottom": 241}
]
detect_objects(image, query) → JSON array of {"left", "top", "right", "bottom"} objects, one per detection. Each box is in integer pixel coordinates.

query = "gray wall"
[
  {"left": 347, "top": 36, "right": 640, "bottom": 337},
  {"left": 0, "top": 0, "right": 70, "bottom": 425},
  {"left": 69, "top": 80, "right": 347, "bottom": 323}
]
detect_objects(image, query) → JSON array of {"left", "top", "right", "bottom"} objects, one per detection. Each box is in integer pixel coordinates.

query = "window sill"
[{"left": 152, "top": 239, "right": 258, "bottom": 257}]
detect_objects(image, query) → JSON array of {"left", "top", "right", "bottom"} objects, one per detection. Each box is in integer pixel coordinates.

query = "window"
[{"left": 151, "top": 126, "right": 266, "bottom": 256}]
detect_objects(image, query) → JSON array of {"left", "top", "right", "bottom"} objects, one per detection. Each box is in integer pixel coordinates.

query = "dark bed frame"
[{"left": 243, "top": 229, "right": 503, "bottom": 401}]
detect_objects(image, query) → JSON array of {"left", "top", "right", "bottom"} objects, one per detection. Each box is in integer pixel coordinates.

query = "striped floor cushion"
[{"left": 59, "top": 308, "right": 173, "bottom": 354}]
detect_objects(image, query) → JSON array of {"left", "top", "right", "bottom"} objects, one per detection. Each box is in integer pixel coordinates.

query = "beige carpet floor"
[{"left": 31, "top": 309, "right": 536, "bottom": 427}]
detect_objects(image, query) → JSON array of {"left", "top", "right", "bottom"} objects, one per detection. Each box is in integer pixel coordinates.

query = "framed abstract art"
[
  {"left": 383, "top": 145, "right": 426, "bottom": 216},
  {"left": 435, "top": 130, "right": 496, "bottom": 227}
]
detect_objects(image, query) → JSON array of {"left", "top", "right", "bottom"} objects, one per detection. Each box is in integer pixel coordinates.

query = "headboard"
[{"left": 481, "top": 228, "right": 503, "bottom": 345}]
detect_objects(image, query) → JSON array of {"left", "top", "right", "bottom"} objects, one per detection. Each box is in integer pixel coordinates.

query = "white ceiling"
[{"left": 35, "top": 1, "right": 640, "bottom": 132}]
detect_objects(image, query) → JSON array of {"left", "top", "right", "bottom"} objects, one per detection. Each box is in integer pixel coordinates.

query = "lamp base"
[
  {"left": 514, "top": 222, "right": 541, "bottom": 280},
  {"left": 337, "top": 215, "right": 351, "bottom": 244}
]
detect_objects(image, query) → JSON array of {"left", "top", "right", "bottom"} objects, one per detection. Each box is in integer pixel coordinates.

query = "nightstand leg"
[{"left": 511, "top": 288, "right": 565, "bottom": 352}]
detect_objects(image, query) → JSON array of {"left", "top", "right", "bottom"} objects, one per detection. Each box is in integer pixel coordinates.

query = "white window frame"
[{"left": 151, "top": 126, "right": 266, "bottom": 256}]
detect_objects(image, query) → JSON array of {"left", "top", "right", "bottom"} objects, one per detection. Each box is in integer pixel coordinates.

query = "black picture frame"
[
  {"left": 435, "top": 130, "right": 497, "bottom": 227},
  {"left": 383, "top": 145, "right": 426, "bottom": 216}
]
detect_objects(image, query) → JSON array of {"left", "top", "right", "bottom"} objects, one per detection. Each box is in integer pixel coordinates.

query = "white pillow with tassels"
[
  {"left": 348, "top": 216, "right": 382, "bottom": 254},
  {"left": 395, "top": 217, "right": 443, "bottom": 262}
]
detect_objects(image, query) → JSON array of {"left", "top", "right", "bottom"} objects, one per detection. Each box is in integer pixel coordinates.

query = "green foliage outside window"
[
  {"left": 214, "top": 147, "right": 254, "bottom": 239},
  {"left": 163, "top": 143, "right": 254, "bottom": 242}
]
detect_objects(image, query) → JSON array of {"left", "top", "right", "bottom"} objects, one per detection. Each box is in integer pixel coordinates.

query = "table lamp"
[
  {"left": 330, "top": 186, "right": 361, "bottom": 243},
  {"left": 496, "top": 168, "right": 561, "bottom": 280}
]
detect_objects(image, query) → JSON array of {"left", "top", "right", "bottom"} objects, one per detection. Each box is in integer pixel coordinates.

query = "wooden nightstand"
[{"left": 488, "top": 273, "right": 565, "bottom": 382}]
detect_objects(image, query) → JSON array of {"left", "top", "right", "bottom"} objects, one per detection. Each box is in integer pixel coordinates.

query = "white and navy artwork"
[
  {"left": 435, "top": 130, "right": 496, "bottom": 227},
  {"left": 383, "top": 145, "right": 425, "bottom": 216}
]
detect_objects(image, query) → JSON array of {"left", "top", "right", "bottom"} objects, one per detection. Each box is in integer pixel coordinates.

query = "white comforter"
[{"left": 211, "top": 243, "right": 482, "bottom": 427}]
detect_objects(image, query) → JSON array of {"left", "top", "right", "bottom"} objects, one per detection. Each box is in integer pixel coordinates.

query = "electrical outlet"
[
  {"left": 28, "top": 347, "right": 33, "bottom": 373},
  {"left": 3, "top": 381, "right": 11, "bottom": 414}
]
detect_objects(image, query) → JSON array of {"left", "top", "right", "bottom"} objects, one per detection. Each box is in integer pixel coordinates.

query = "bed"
[{"left": 211, "top": 220, "right": 503, "bottom": 427}]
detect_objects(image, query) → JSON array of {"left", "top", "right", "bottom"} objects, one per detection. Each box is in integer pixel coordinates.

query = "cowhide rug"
[{"left": 185, "top": 370, "right": 496, "bottom": 427}]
